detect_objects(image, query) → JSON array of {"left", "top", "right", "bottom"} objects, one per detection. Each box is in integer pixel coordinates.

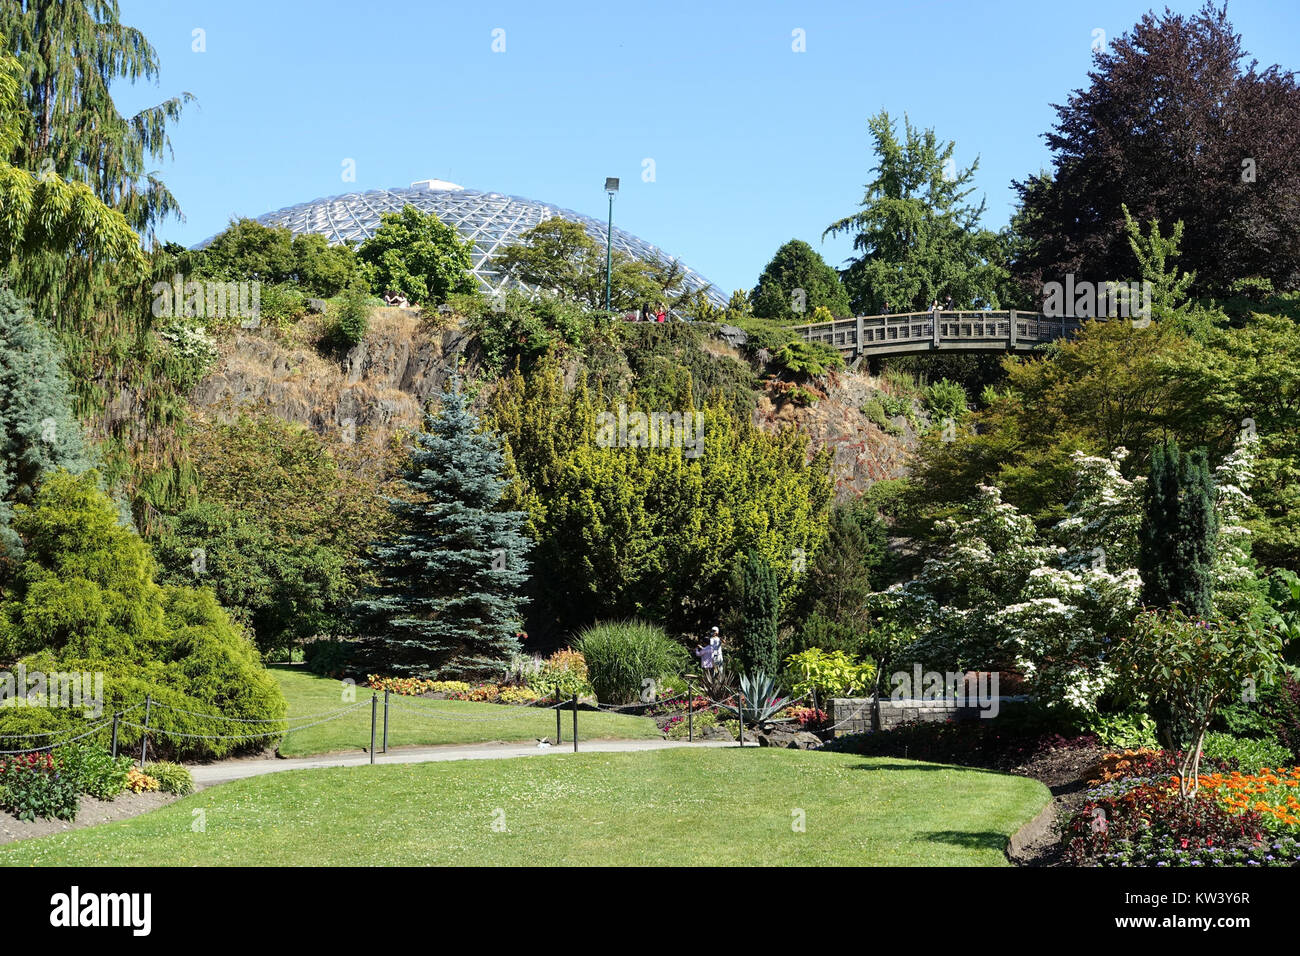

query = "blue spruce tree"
[
  {"left": 0, "top": 287, "right": 94, "bottom": 562},
  {"left": 356, "top": 378, "right": 531, "bottom": 677}
]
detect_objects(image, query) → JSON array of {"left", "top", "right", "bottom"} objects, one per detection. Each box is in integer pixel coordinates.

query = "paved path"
[{"left": 190, "top": 738, "right": 753, "bottom": 788}]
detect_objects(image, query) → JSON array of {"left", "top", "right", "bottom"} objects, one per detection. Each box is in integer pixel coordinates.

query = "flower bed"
[{"left": 1065, "top": 750, "right": 1300, "bottom": 866}]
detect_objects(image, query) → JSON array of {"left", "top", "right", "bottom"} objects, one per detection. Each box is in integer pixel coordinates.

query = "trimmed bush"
[
  {"left": 575, "top": 620, "right": 689, "bottom": 705},
  {"left": 143, "top": 761, "right": 194, "bottom": 795}
]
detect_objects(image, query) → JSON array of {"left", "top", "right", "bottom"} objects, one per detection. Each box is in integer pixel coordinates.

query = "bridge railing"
[{"left": 789, "top": 310, "right": 1082, "bottom": 354}]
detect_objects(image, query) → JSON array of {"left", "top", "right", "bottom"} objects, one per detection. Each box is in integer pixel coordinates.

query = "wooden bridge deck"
[{"left": 790, "top": 310, "right": 1082, "bottom": 358}]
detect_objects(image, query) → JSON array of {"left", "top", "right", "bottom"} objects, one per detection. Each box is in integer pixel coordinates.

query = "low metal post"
[
  {"left": 686, "top": 679, "right": 694, "bottom": 743},
  {"left": 370, "top": 694, "right": 377, "bottom": 764},
  {"left": 556, "top": 695, "right": 562, "bottom": 745},
  {"left": 737, "top": 691, "right": 745, "bottom": 747},
  {"left": 572, "top": 695, "right": 578, "bottom": 752},
  {"left": 139, "top": 694, "right": 151, "bottom": 767},
  {"left": 383, "top": 689, "right": 389, "bottom": 754},
  {"left": 110, "top": 712, "right": 120, "bottom": 759}
]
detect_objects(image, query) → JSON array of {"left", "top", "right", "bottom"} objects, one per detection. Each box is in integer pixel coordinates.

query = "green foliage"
[
  {"left": 353, "top": 381, "right": 531, "bottom": 678},
  {"left": 142, "top": 760, "right": 194, "bottom": 795},
  {"left": 531, "top": 651, "right": 592, "bottom": 703},
  {"left": 785, "top": 648, "right": 875, "bottom": 700},
  {"left": 193, "top": 219, "right": 360, "bottom": 297},
  {"left": 152, "top": 416, "right": 378, "bottom": 653},
  {"left": 333, "top": 285, "right": 372, "bottom": 347},
  {"left": 1117, "top": 608, "right": 1285, "bottom": 796},
  {"left": 468, "top": 289, "right": 599, "bottom": 374},
  {"left": 493, "top": 217, "right": 703, "bottom": 313},
  {"left": 1139, "top": 439, "right": 1217, "bottom": 617},
  {"left": 1081, "top": 711, "right": 1159, "bottom": 750},
  {"left": 356, "top": 205, "right": 475, "bottom": 306},
  {"left": 1200, "top": 733, "right": 1293, "bottom": 774},
  {"left": 736, "top": 553, "right": 780, "bottom": 676},
  {"left": 303, "top": 638, "right": 357, "bottom": 677},
  {"left": 923, "top": 378, "right": 968, "bottom": 423},
  {"left": 0, "top": 752, "right": 79, "bottom": 821},
  {"left": 769, "top": 339, "right": 844, "bottom": 379},
  {"left": 1121, "top": 205, "right": 1195, "bottom": 320},
  {"left": 487, "top": 356, "right": 832, "bottom": 641},
  {"left": 725, "top": 671, "right": 792, "bottom": 725},
  {"left": 58, "top": 744, "right": 131, "bottom": 800},
  {"left": 0, "top": 471, "right": 287, "bottom": 759},
  {"left": 793, "top": 502, "right": 886, "bottom": 654},
  {"left": 574, "top": 619, "right": 689, "bottom": 705},
  {"left": 825, "top": 110, "right": 1006, "bottom": 313},
  {"left": 750, "top": 239, "right": 851, "bottom": 321},
  {"left": 0, "top": 287, "right": 95, "bottom": 563},
  {"left": 255, "top": 282, "right": 308, "bottom": 329}
]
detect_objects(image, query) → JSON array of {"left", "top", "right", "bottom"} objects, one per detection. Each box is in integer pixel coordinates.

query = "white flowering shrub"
[{"left": 871, "top": 438, "right": 1263, "bottom": 712}]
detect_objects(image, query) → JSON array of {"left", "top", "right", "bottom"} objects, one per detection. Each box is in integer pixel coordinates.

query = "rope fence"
[{"left": 0, "top": 675, "right": 837, "bottom": 764}]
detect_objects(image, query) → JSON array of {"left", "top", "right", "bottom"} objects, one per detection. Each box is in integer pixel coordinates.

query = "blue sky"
[{"left": 119, "top": 0, "right": 1299, "bottom": 295}]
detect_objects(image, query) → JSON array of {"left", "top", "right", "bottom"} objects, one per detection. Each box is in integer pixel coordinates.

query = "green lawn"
[
  {"left": 273, "top": 667, "right": 662, "bottom": 757},
  {"left": 0, "top": 749, "right": 1049, "bottom": 866}
]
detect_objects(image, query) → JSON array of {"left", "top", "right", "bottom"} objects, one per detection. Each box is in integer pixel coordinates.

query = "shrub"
[
  {"left": 532, "top": 650, "right": 591, "bottom": 704},
  {"left": 784, "top": 648, "right": 875, "bottom": 701},
  {"left": 0, "top": 753, "right": 80, "bottom": 821},
  {"left": 333, "top": 285, "right": 372, "bottom": 346},
  {"left": 256, "top": 282, "right": 308, "bottom": 328},
  {"left": 1201, "top": 733, "right": 1295, "bottom": 773},
  {"left": 666, "top": 711, "right": 717, "bottom": 740},
  {"left": 57, "top": 744, "right": 131, "bottom": 800},
  {"left": 924, "top": 378, "right": 967, "bottom": 422},
  {"left": 575, "top": 620, "right": 689, "bottom": 705},
  {"left": 143, "top": 761, "right": 194, "bottom": 795},
  {"left": 497, "top": 686, "right": 541, "bottom": 705},
  {"left": 125, "top": 767, "right": 160, "bottom": 794}
]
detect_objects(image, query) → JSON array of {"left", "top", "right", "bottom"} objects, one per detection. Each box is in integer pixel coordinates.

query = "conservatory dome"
[{"left": 207, "top": 180, "right": 726, "bottom": 307}]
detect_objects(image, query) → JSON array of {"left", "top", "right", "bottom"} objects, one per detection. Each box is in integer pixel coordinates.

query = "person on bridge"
[
  {"left": 881, "top": 300, "right": 891, "bottom": 315},
  {"left": 944, "top": 295, "right": 954, "bottom": 311}
]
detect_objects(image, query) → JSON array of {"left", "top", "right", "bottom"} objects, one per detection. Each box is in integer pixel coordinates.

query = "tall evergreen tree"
[
  {"left": 750, "top": 239, "right": 852, "bottom": 321},
  {"left": 1, "top": 0, "right": 190, "bottom": 239},
  {"left": 824, "top": 110, "right": 1006, "bottom": 313},
  {"left": 0, "top": 285, "right": 93, "bottom": 562},
  {"left": 1139, "top": 439, "right": 1218, "bottom": 616},
  {"left": 794, "top": 502, "right": 886, "bottom": 653},
  {"left": 355, "top": 379, "right": 531, "bottom": 678},
  {"left": 736, "top": 552, "right": 780, "bottom": 676}
]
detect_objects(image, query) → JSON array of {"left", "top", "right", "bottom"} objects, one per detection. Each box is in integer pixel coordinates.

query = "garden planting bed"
[{"left": 0, "top": 791, "right": 178, "bottom": 846}]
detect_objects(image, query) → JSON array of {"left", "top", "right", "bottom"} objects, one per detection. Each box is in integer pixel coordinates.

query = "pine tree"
[
  {"left": 795, "top": 503, "right": 886, "bottom": 653},
  {"left": 355, "top": 379, "right": 531, "bottom": 678},
  {"left": 1139, "top": 439, "right": 1218, "bottom": 617},
  {"left": 736, "top": 552, "right": 780, "bottom": 676},
  {"left": 0, "top": 286, "right": 93, "bottom": 561},
  {"left": 750, "top": 239, "right": 852, "bottom": 321}
]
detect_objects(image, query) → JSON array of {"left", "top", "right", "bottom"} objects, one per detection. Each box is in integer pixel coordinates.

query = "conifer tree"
[
  {"left": 0, "top": 286, "right": 93, "bottom": 561},
  {"left": 355, "top": 379, "right": 531, "bottom": 678},
  {"left": 736, "top": 552, "right": 780, "bottom": 676},
  {"left": 1139, "top": 439, "right": 1218, "bottom": 617}
]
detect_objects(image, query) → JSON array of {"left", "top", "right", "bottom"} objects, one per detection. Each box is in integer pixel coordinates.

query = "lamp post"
[{"left": 604, "top": 177, "right": 619, "bottom": 312}]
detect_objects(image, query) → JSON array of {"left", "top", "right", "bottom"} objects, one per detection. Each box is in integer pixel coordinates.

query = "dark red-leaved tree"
[{"left": 1011, "top": 3, "right": 1300, "bottom": 298}]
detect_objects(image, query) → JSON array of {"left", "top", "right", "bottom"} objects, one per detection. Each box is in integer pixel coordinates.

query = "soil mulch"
[
  {"left": 1003, "top": 742, "right": 1108, "bottom": 867},
  {"left": 0, "top": 791, "right": 179, "bottom": 847}
]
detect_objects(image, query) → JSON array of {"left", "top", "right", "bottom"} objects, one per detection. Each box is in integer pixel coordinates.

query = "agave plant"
[{"left": 724, "top": 671, "right": 791, "bottom": 726}]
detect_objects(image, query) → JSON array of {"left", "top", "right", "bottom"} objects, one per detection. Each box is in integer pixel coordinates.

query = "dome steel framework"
[{"left": 216, "top": 182, "right": 726, "bottom": 308}]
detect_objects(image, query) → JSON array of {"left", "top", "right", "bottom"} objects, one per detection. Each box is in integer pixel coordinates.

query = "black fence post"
[
  {"left": 556, "top": 694, "right": 562, "bottom": 745},
  {"left": 139, "top": 694, "right": 151, "bottom": 767},
  {"left": 110, "top": 712, "right": 120, "bottom": 759},
  {"left": 737, "top": 691, "right": 745, "bottom": 747},
  {"left": 572, "top": 695, "right": 578, "bottom": 752},
  {"left": 383, "top": 689, "right": 389, "bottom": 754},
  {"left": 370, "top": 694, "right": 377, "bottom": 764},
  {"left": 686, "top": 678, "right": 694, "bottom": 743}
]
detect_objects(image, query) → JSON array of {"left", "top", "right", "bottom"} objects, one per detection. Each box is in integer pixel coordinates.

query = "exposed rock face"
[
  {"left": 755, "top": 368, "right": 924, "bottom": 500},
  {"left": 190, "top": 309, "right": 467, "bottom": 451}
]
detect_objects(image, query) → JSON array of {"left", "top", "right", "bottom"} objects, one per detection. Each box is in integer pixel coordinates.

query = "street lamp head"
[{"left": 605, "top": 177, "right": 620, "bottom": 195}]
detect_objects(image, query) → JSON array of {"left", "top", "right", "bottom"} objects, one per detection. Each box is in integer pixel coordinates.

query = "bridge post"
[
  {"left": 932, "top": 309, "right": 940, "bottom": 348},
  {"left": 855, "top": 314, "right": 863, "bottom": 359},
  {"left": 1009, "top": 310, "right": 1017, "bottom": 349}
]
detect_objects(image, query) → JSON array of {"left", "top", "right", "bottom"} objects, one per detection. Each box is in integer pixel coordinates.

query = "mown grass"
[
  {"left": 273, "top": 667, "right": 661, "bottom": 757},
  {"left": 0, "top": 749, "right": 1049, "bottom": 866}
]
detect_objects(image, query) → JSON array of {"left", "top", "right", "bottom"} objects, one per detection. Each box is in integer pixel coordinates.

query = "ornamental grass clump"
[{"left": 574, "top": 620, "right": 688, "bottom": 705}]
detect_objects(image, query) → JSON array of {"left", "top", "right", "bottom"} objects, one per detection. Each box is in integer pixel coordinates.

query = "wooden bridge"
[{"left": 790, "top": 310, "right": 1082, "bottom": 360}]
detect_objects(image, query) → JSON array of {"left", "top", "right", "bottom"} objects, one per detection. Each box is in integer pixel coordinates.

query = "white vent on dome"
[{"left": 410, "top": 179, "right": 464, "bottom": 191}]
